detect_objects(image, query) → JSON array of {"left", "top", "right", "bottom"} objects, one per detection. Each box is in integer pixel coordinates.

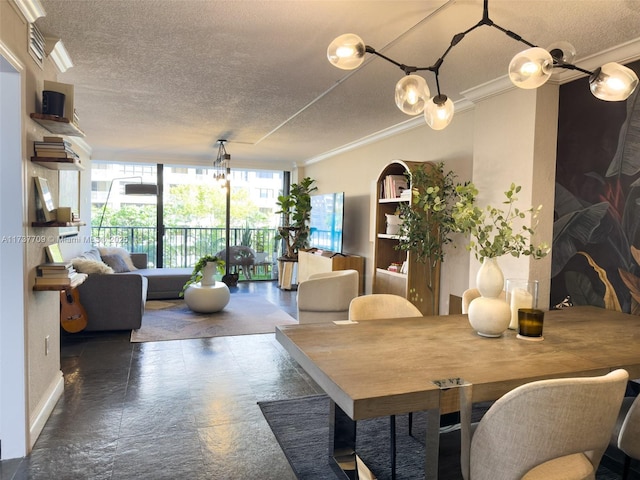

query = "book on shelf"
[
  {"left": 38, "top": 261, "right": 73, "bottom": 270},
  {"left": 34, "top": 138, "right": 79, "bottom": 159},
  {"left": 34, "top": 273, "right": 87, "bottom": 289},
  {"left": 45, "top": 244, "right": 65, "bottom": 263},
  {"left": 33, "top": 149, "right": 79, "bottom": 159},
  {"left": 38, "top": 264, "right": 76, "bottom": 277},
  {"left": 39, "top": 270, "right": 77, "bottom": 279},
  {"left": 42, "top": 136, "right": 70, "bottom": 144},
  {"left": 383, "top": 174, "right": 409, "bottom": 199},
  {"left": 35, "top": 272, "right": 79, "bottom": 285}
]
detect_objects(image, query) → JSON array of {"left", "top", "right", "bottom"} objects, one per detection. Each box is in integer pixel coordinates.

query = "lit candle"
[{"left": 509, "top": 287, "right": 533, "bottom": 329}]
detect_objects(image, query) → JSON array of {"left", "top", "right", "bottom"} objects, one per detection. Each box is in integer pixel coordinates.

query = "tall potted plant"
[
  {"left": 396, "top": 162, "right": 458, "bottom": 315},
  {"left": 276, "top": 177, "right": 317, "bottom": 260}
]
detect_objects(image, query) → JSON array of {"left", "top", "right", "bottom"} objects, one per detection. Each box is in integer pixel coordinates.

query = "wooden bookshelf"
[{"left": 372, "top": 160, "right": 441, "bottom": 315}]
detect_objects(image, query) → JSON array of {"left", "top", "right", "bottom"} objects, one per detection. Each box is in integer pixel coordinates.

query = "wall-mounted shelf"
[
  {"left": 30, "top": 113, "right": 85, "bottom": 137},
  {"left": 32, "top": 220, "right": 85, "bottom": 228},
  {"left": 31, "top": 157, "right": 84, "bottom": 171},
  {"left": 33, "top": 273, "right": 87, "bottom": 291}
]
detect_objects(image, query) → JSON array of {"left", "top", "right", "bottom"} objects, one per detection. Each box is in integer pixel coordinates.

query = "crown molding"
[
  {"left": 45, "top": 38, "right": 73, "bottom": 73},
  {"left": 11, "top": 0, "right": 45, "bottom": 23}
]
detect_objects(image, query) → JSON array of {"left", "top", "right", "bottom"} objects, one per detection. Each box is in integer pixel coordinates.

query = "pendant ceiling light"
[{"left": 327, "top": 0, "right": 639, "bottom": 131}]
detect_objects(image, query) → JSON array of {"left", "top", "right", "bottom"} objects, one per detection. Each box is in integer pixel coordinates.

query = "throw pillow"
[
  {"left": 99, "top": 247, "right": 138, "bottom": 271},
  {"left": 101, "top": 254, "right": 130, "bottom": 273},
  {"left": 72, "top": 258, "right": 114, "bottom": 275},
  {"left": 79, "top": 247, "right": 102, "bottom": 262}
]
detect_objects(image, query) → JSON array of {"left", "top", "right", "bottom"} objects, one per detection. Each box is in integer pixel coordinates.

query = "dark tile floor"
[
  {"left": 1, "top": 280, "right": 637, "bottom": 480},
  {"left": 1, "top": 281, "right": 321, "bottom": 480}
]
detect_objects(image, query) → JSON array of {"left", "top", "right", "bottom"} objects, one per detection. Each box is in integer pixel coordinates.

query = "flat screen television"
[{"left": 309, "top": 192, "right": 344, "bottom": 253}]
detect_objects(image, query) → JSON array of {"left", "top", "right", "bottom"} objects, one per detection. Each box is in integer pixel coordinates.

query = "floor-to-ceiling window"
[{"left": 91, "top": 162, "right": 284, "bottom": 278}]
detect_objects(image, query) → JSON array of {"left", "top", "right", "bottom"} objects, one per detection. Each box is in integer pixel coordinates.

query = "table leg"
[
  {"left": 427, "top": 378, "right": 473, "bottom": 480},
  {"left": 329, "top": 400, "right": 377, "bottom": 480}
]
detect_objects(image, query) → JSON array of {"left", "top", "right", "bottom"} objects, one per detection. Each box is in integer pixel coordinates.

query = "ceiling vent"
[{"left": 29, "top": 23, "right": 45, "bottom": 68}]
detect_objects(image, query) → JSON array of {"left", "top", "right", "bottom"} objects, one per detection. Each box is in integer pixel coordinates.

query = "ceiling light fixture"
[
  {"left": 214, "top": 139, "right": 231, "bottom": 187},
  {"left": 327, "top": 0, "right": 639, "bottom": 130}
]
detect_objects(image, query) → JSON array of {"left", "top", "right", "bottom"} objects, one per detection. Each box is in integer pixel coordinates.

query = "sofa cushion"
[
  {"left": 99, "top": 247, "right": 138, "bottom": 271},
  {"left": 101, "top": 254, "right": 130, "bottom": 273},
  {"left": 134, "top": 268, "right": 193, "bottom": 300},
  {"left": 72, "top": 257, "right": 114, "bottom": 275}
]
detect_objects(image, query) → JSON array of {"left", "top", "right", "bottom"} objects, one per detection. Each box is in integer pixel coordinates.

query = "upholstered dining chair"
[
  {"left": 348, "top": 293, "right": 422, "bottom": 320},
  {"left": 296, "top": 269, "right": 359, "bottom": 323},
  {"left": 461, "top": 369, "right": 629, "bottom": 480},
  {"left": 348, "top": 293, "right": 422, "bottom": 480},
  {"left": 610, "top": 393, "right": 640, "bottom": 480}
]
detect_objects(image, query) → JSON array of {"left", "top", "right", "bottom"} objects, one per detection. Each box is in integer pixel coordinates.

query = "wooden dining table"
[{"left": 275, "top": 306, "right": 640, "bottom": 479}]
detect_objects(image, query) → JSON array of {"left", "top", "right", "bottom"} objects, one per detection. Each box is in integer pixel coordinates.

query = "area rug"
[
  {"left": 130, "top": 294, "right": 297, "bottom": 342},
  {"left": 258, "top": 394, "right": 624, "bottom": 480}
]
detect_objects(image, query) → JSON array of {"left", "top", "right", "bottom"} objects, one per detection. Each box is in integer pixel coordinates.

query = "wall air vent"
[{"left": 29, "top": 23, "right": 45, "bottom": 68}]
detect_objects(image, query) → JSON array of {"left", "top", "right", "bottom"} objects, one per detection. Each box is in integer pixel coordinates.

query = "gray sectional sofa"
[{"left": 72, "top": 248, "right": 192, "bottom": 332}]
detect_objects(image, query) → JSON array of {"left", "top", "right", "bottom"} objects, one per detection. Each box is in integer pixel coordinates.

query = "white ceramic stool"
[{"left": 184, "top": 281, "right": 230, "bottom": 313}]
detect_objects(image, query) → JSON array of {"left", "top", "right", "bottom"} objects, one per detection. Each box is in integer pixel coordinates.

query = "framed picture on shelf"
[{"left": 34, "top": 177, "right": 56, "bottom": 222}]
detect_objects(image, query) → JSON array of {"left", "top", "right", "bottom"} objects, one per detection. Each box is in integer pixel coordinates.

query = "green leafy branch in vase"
[{"left": 451, "top": 183, "right": 550, "bottom": 261}]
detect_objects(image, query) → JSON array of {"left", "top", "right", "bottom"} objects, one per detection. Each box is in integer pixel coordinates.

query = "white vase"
[
  {"left": 467, "top": 257, "right": 511, "bottom": 337},
  {"left": 201, "top": 262, "right": 217, "bottom": 286}
]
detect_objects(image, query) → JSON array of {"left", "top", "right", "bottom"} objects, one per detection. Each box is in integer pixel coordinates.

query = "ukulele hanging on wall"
[{"left": 60, "top": 288, "right": 88, "bottom": 333}]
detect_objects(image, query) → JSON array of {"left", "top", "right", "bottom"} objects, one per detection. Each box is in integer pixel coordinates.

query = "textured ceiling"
[{"left": 36, "top": 0, "right": 640, "bottom": 170}]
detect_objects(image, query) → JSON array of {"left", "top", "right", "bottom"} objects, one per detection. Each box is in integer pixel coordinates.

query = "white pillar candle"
[{"left": 509, "top": 287, "right": 533, "bottom": 329}]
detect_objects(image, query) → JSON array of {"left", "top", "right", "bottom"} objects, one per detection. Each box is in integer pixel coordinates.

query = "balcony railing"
[{"left": 92, "top": 226, "right": 279, "bottom": 274}]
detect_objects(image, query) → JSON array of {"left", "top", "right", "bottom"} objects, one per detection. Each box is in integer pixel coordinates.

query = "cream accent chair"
[
  {"left": 462, "top": 369, "right": 629, "bottom": 480},
  {"left": 462, "top": 288, "right": 506, "bottom": 314},
  {"left": 610, "top": 394, "right": 640, "bottom": 480},
  {"left": 348, "top": 293, "right": 422, "bottom": 320},
  {"left": 296, "top": 269, "right": 359, "bottom": 323}
]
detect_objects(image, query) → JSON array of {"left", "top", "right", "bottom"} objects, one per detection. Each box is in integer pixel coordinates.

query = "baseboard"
[{"left": 29, "top": 370, "right": 64, "bottom": 449}]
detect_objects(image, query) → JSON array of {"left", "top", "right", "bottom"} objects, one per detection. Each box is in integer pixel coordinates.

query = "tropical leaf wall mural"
[{"left": 552, "top": 60, "right": 640, "bottom": 313}]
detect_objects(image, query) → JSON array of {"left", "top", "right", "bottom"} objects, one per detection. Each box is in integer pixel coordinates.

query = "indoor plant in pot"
[
  {"left": 180, "top": 254, "right": 225, "bottom": 297},
  {"left": 396, "top": 162, "right": 458, "bottom": 315},
  {"left": 452, "top": 182, "right": 549, "bottom": 336},
  {"left": 275, "top": 177, "right": 317, "bottom": 260}
]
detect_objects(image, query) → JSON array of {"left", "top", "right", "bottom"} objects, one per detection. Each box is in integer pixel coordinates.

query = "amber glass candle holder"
[{"left": 517, "top": 308, "right": 545, "bottom": 341}]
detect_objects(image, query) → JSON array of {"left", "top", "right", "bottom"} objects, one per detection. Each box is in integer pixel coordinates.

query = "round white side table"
[{"left": 184, "top": 281, "right": 230, "bottom": 313}]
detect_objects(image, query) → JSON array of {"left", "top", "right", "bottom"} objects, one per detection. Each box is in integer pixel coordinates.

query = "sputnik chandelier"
[
  {"left": 327, "top": 0, "right": 639, "bottom": 130},
  {"left": 214, "top": 139, "right": 231, "bottom": 186}
]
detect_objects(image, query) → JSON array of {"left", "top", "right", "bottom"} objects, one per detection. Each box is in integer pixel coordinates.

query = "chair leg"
[
  {"left": 390, "top": 415, "right": 396, "bottom": 480},
  {"left": 622, "top": 454, "right": 631, "bottom": 480},
  {"left": 408, "top": 411, "right": 413, "bottom": 436}
]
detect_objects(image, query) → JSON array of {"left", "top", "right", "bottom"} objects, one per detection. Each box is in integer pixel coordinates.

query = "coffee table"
[
  {"left": 276, "top": 306, "right": 640, "bottom": 479},
  {"left": 183, "top": 281, "right": 230, "bottom": 313}
]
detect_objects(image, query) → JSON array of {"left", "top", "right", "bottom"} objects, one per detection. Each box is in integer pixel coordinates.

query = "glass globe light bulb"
[
  {"left": 589, "top": 62, "right": 639, "bottom": 101},
  {"left": 327, "top": 33, "right": 366, "bottom": 70},
  {"left": 508, "top": 47, "right": 553, "bottom": 89},
  {"left": 546, "top": 41, "right": 576, "bottom": 65},
  {"left": 395, "top": 75, "right": 430, "bottom": 115},
  {"left": 424, "top": 95, "right": 454, "bottom": 130}
]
